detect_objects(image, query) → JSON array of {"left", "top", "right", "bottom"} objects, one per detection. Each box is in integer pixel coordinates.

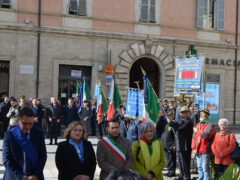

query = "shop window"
[
  {"left": 69, "top": 0, "right": 87, "bottom": 16},
  {"left": 197, "top": 0, "right": 225, "bottom": 30}
]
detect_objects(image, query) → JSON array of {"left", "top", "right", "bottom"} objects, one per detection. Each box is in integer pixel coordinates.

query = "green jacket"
[
  {"left": 132, "top": 140, "right": 166, "bottom": 180},
  {"left": 219, "top": 163, "right": 240, "bottom": 180}
]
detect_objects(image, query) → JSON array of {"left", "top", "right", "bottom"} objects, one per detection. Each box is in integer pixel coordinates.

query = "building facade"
[{"left": 0, "top": 0, "right": 239, "bottom": 123}]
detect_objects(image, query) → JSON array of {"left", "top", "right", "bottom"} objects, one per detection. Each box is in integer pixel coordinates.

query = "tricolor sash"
[
  {"left": 10, "top": 125, "right": 39, "bottom": 167},
  {"left": 101, "top": 136, "right": 127, "bottom": 163}
]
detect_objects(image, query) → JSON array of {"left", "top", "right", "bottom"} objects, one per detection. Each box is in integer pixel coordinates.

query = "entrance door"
[
  {"left": 129, "top": 58, "right": 160, "bottom": 96},
  {"left": 0, "top": 61, "right": 9, "bottom": 98},
  {"left": 58, "top": 65, "right": 92, "bottom": 105}
]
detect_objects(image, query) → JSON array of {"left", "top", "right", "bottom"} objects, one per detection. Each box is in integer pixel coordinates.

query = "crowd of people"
[{"left": 0, "top": 95, "right": 240, "bottom": 180}]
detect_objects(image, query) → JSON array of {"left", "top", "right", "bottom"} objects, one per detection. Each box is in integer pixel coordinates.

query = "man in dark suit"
[
  {"left": 30, "top": 98, "right": 44, "bottom": 128},
  {"left": 0, "top": 96, "right": 11, "bottom": 137},
  {"left": 2, "top": 107, "right": 47, "bottom": 180},
  {"left": 46, "top": 97, "right": 62, "bottom": 145},
  {"left": 161, "top": 110, "right": 176, "bottom": 177},
  {"left": 168, "top": 106, "right": 193, "bottom": 180},
  {"left": 62, "top": 98, "right": 79, "bottom": 127}
]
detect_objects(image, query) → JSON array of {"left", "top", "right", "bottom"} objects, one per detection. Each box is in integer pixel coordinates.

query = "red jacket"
[
  {"left": 211, "top": 132, "right": 236, "bottom": 165},
  {"left": 192, "top": 122, "right": 216, "bottom": 154}
]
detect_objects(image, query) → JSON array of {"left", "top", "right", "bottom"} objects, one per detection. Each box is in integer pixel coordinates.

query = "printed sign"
[{"left": 174, "top": 56, "right": 204, "bottom": 96}]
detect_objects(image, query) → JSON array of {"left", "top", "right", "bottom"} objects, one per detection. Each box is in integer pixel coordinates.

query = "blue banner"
[
  {"left": 195, "top": 83, "right": 220, "bottom": 123},
  {"left": 126, "top": 88, "right": 143, "bottom": 120},
  {"left": 174, "top": 56, "right": 204, "bottom": 96}
]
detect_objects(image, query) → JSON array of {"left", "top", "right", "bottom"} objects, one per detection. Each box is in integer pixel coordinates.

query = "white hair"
[
  {"left": 140, "top": 121, "right": 156, "bottom": 135},
  {"left": 218, "top": 118, "right": 229, "bottom": 126}
]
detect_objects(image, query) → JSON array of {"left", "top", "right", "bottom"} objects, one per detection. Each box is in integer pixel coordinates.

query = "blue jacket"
[{"left": 2, "top": 125, "right": 47, "bottom": 180}]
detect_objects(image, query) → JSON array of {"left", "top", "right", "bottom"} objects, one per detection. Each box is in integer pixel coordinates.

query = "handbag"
[{"left": 231, "top": 142, "right": 240, "bottom": 161}]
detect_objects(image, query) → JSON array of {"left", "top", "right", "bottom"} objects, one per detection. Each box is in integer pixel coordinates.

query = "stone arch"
[{"left": 115, "top": 42, "right": 175, "bottom": 101}]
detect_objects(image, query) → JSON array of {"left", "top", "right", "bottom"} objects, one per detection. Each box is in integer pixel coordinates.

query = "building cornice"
[{"left": 0, "top": 24, "right": 237, "bottom": 50}]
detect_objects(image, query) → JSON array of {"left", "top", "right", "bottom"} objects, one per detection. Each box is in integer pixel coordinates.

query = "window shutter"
[
  {"left": 69, "top": 0, "right": 78, "bottom": 15},
  {"left": 140, "top": 0, "right": 149, "bottom": 22},
  {"left": 150, "top": 0, "right": 155, "bottom": 23},
  {"left": 1, "top": 0, "right": 11, "bottom": 8},
  {"left": 214, "top": 0, "right": 225, "bottom": 30},
  {"left": 197, "top": 0, "right": 204, "bottom": 28},
  {"left": 79, "top": 0, "right": 87, "bottom": 16}
]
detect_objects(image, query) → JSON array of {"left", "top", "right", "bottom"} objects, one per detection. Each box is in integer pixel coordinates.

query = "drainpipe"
[
  {"left": 233, "top": 0, "right": 238, "bottom": 124},
  {"left": 36, "top": 0, "right": 42, "bottom": 98}
]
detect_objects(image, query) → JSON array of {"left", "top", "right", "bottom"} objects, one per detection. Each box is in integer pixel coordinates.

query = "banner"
[
  {"left": 195, "top": 83, "right": 220, "bottom": 123},
  {"left": 174, "top": 56, "right": 204, "bottom": 96},
  {"left": 126, "top": 88, "right": 143, "bottom": 120}
]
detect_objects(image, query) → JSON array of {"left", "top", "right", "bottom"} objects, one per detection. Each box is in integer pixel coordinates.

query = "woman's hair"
[
  {"left": 139, "top": 121, "right": 156, "bottom": 135},
  {"left": 218, "top": 118, "right": 229, "bottom": 126},
  {"left": 64, "top": 121, "right": 87, "bottom": 140}
]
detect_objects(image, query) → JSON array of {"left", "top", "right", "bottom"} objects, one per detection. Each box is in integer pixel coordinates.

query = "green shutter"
[
  {"left": 79, "top": 0, "right": 87, "bottom": 16},
  {"left": 197, "top": 0, "right": 204, "bottom": 28},
  {"left": 214, "top": 0, "right": 225, "bottom": 30},
  {"left": 150, "top": 0, "right": 155, "bottom": 23},
  {"left": 69, "top": 0, "right": 78, "bottom": 15},
  {"left": 140, "top": 0, "right": 149, "bottom": 22}
]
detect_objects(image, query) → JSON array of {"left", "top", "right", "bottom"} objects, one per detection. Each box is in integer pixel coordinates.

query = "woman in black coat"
[{"left": 55, "top": 121, "right": 96, "bottom": 180}]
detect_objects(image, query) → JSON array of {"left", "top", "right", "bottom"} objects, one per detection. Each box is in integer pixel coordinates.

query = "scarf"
[
  {"left": 69, "top": 138, "right": 84, "bottom": 163},
  {"left": 219, "top": 128, "right": 230, "bottom": 137},
  {"left": 140, "top": 135, "right": 157, "bottom": 155},
  {"left": 200, "top": 117, "right": 210, "bottom": 123}
]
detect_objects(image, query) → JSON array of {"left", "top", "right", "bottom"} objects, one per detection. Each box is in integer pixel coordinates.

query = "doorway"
[
  {"left": 129, "top": 57, "right": 160, "bottom": 96},
  {"left": 58, "top": 65, "right": 92, "bottom": 105}
]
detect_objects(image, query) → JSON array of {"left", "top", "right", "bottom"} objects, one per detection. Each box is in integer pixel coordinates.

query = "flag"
[
  {"left": 107, "top": 77, "right": 122, "bottom": 121},
  {"left": 76, "top": 79, "right": 92, "bottom": 113},
  {"left": 143, "top": 76, "right": 160, "bottom": 124},
  {"left": 76, "top": 83, "right": 83, "bottom": 113},
  {"left": 94, "top": 81, "right": 101, "bottom": 100},
  {"left": 82, "top": 79, "right": 92, "bottom": 101},
  {"left": 97, "top": 90, "right": 108, "bottom": 124}
]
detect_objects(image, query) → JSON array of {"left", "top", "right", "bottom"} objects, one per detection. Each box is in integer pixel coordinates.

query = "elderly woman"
[
  {"left": 132, "top": 121, "right": 166, "bottom": 180},
  {"left": 211, "top": 118, "right": 236, "bottom": 178},
  {"left": 55, "top": 121, "right": 96, "bottom": 180}
]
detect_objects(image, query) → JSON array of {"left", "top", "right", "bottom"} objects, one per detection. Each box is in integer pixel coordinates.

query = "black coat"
[
  {"left": 55, "top": 140, "right": 96, "bottom": 180},
  {"left": 169, "top": 117, "right": 193, "bottom": 151},
  {"left": 161, "top": 123, "right": 176, "bottom": 150}
]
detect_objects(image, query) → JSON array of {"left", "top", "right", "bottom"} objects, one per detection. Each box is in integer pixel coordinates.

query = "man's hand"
[
  {"left": 57, "top": 119, "right": 60, "bottom": 123},
  {"left": 28, "top": 175, "right": 38, "bottom": 180},
  {"left": 49, "top": 118, "right": 52, "bottom": 122},
  {"left": 146, "top": 173, "right": 154, "bottom": 180},
  {"left": 74, "top": 175, "right": 90, "bottom": 180}
]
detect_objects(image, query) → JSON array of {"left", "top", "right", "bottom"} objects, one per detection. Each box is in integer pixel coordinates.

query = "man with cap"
[
  {"left": 161, "top": 109, "right": 176, "bottom": 177},
  {"left": 167, "top": 106, "right": 193, "bottom": 180},
  {"left": 192, "top": 109, "right": 216, "bottom": 180}
]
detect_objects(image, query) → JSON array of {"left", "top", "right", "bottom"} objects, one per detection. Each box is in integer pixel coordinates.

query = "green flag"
[
  {"left": 145, "top": 78, "right": 160, "bottom": 123},
  {"left": 83, "top": 79, "right": 92, "bottom": 101},
  {"left": 101, "top": 90, "right": 108, "bottom": 113},
  {"left": 114, "top": 82, "right": 122, "bottom": 109}
]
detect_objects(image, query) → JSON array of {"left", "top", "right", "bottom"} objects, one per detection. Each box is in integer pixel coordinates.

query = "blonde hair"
[{"left": 64, "top": 121, "right": 87, "bottom": 140}]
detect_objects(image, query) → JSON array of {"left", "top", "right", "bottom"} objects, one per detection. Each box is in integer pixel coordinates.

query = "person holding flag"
[
  {"left": 167, "top": 106, "right": 193, "bottom": 180},
  {"left": 96, "top": 117, "right": 133, "bottom": 180}
]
